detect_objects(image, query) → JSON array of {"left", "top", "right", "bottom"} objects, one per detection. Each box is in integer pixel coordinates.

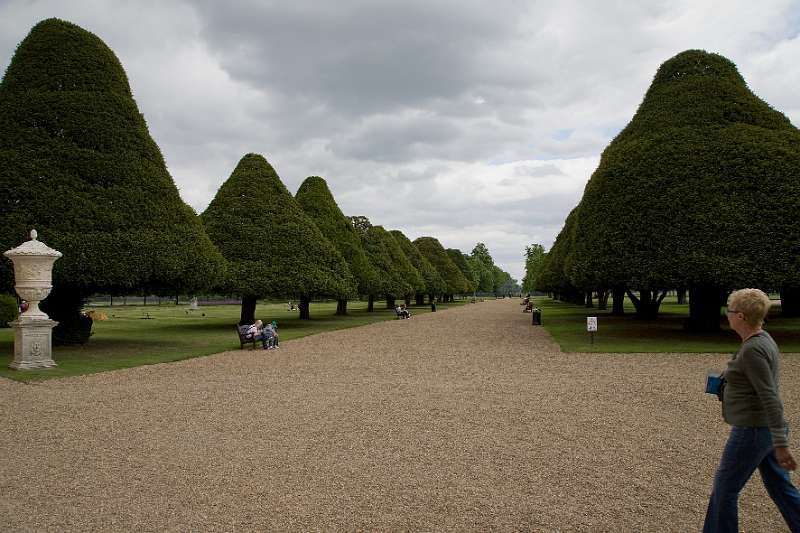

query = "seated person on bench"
[
  {"left": 263, "top": 321, "right": 279, "bottom": 348},
  {"left": 245, "top": 320, "right": 272, "bottom": 349}
]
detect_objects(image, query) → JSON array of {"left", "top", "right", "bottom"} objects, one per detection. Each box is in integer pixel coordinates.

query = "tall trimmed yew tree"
[
  {"left": 570, "top": 50, "right": 800, "bottom": 330},
  {"left": 201, "top": 155, "right": 354, "bottom": 322},
  {"left": 414, "top": 237, "right": 469, "bottom": 301},
  {"left": 446, "top": 249, "right": 477, "bottom": 295},
  {"left": 390, "top": 230, "right": 447, "bottom": 305},
  {"left": 351, "top": 218, "right": 417, "bottom": 311},
  {"left": 295, "top": 176, "right": 379, "bottom": 315},
  {"left": 0, "top": 19, "right": 225, "bottom": 344}
]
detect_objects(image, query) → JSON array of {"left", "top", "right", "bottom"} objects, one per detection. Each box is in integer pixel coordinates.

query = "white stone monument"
[{"left": 4, "top": 229, "right": 62, "bottom": 370}]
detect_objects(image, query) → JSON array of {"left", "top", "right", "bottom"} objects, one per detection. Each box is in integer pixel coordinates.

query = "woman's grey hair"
[{"left": 728, "top": 288, "right": 771, "bottom": 328}]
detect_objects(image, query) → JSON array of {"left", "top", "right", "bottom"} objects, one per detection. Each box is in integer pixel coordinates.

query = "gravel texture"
[{"left": 1, "top": 299, "right": 797, "bottom": 531}]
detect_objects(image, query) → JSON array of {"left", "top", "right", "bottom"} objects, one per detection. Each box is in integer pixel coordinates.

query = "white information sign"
[{"left": 587, "top": 317, "right": 598, "bottom": 332}]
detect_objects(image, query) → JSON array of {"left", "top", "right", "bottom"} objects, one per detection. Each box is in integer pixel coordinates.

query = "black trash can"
[{"left": 531, "top": 307, "right": 542, "bottom": 325}]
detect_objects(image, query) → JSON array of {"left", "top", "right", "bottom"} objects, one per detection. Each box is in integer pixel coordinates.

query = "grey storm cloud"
[
  {"left": 328, "top": 112, "right": 462, "bottom": 162},
  {"left": 191, "top": 0, "right": 536, "bottom": 115}
]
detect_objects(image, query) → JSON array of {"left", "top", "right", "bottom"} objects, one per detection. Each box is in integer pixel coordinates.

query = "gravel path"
[{"left": 1, "top": 299, "right": 797, "bottom": 531}]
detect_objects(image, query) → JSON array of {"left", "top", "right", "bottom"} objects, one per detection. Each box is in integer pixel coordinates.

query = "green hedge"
[{"left": 0, "top": 293, "right": 18, "bottom": 327}]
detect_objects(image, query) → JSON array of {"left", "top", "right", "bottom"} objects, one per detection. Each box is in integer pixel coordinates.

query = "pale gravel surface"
[{"left": 1, "top": 299, "right": 797, "bottom": 532}]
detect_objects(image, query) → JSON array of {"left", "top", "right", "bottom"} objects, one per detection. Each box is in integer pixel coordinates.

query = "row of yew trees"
[{"left": 0, "top": 19, "right": 517, "bottom": 345}]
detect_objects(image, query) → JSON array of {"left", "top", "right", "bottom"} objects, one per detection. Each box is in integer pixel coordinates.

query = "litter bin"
[{"left": 531, "top": 307, "right": 542, "bottom": 325}]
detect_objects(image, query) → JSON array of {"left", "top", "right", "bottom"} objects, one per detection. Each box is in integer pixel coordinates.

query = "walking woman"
[{"left": 704, "top": 288, "right": 800, "bottom": 532}]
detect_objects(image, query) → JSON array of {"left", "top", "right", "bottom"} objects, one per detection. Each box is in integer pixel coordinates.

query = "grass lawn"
[
  {"left": 535, "top": 296, "right": 800, "bottom": 353},
  {"left": 0, "top": 299, "right": 466, "bottom": 382}
]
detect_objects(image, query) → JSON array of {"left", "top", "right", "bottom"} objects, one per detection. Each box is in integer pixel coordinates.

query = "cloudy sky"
[{"left": 1, "top": 1, "right": 799, "bottom": 281}]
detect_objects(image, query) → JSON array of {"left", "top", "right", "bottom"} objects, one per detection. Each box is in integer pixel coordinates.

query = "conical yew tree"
[
  {"left": 351, "top": 218, "right": 413, "bottom": 311},
  {"left": 295, "top": 176, "right": 379, "bottom": 315},
  {"left": 390, "top": 230, "right": 447, "bottom": 305},
  {"left": 201, "top": 155, "right": 354, "bottom": 322},
  {"left": 0, "top": 19, "right": 225, "bottom": 344},
  {"left": 446, "top": 249, "right": 477, "bottom": 294},
  {"left": 377, "top": 230, "right": 424, "bottom": 308},
  {"left": 570, "top": 49, "right": 800, "bottom": 330},
  {"left": 413, "top": 237, "right": 469, "bottom": 300}
]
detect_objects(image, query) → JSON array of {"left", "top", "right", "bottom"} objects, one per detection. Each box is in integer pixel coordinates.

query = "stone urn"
[{"left": 3, "top": 229, "right": 62, "bottom": 369}]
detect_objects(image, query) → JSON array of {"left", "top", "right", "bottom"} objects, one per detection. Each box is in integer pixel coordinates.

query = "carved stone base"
[{"left": 8, "top": 317, "right": 58, "bottom": 370}]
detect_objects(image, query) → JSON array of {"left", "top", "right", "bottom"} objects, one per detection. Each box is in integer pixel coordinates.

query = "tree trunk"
[
  {"left": 626, "top": 289, "right": 667, "bottom": 320},
  {"left": 597, "top": 289, "right": 609, "bottom": 311},
  {"left": 780, "top": 287, "right": 800, "bottom": 317},
  {"left": 676, "top": 288, "right": 687, "bottom": 305},
  {"left": 299, "top": 295, "right": 311, "bottom": 320},
  {"left": 566, "top": 289, "right": 584, "bottom": 305},
  {"left": 335, "top": 299, "right": 348, "bottom": 316},
  {"left": 428, "top": 294, "right": 435, "bottom": 305},
  {"left": 405, "top": 295, "right": 412, "bottom": 307},
  {"left": 110, "top": 295, "right": 113, "bottom": 307},
  {"left": 368, "top": 295, "right": 375, "bottom": 312},
  {"left": 611, "top": 287, "right": 625, "bottom": 316},
  {"left": 415, "top": 293, "right": 425, "bottom": 306},
  {"left": 41, "top": 285, "right": 93, "bottom": 345},
  {"left": 386, "top": 296, "right": 396, "bottom": 309},
  {"left": 686, "top": 285, "right": 725, "bottom": 332},
  {"left": 239, "top": 295, "right": 257, "bottom": 325},
  {"left": 585, "top": 291, "right": 594, "bottom": 308},
  {"left": 175, "top": 294, "right": 179, "bottom": 305}
]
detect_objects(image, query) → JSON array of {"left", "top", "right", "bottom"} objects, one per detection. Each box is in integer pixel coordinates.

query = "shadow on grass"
[{"left": 536, "top": 297, "right": 800, "bottom": 354}]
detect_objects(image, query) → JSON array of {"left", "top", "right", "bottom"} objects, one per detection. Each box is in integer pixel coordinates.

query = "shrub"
[{"left": 0, "top": 293, "right": 19, "bottom": 327}]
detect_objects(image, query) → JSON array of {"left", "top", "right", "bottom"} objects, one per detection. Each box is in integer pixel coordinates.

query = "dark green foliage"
[
  {"left": 390, "top": 230, "right": 446, "bottom": 296},
  {"left": 0, "top": 19, "right": 225, "bottom": 343},
  {"left": 201, "top": 155, "right": 355, "bottom": 301},
  {"left": 414, "top": 237, "right": 469, "bottom": 296},
  {"left": 492, "top": 266, "right": 518, "bottom": 295},
  {"left": 538, "top": 208, "right": 581, "bottom": 301},
  {"left": 354, "top": 220, "right": 418, "bottom": 299},
  {"left": 522, "top": 244, "right": 546, "bottom": 293},
  {"left": 295, "top": 176, "right": 379, "bottom": 296},
  {"left": 0, "top": 293, "right": 18, "bottom": 327},
  {"left": 465, "top": 255, "right": 484, "bottom": 292},
  {"left": 384, "top": 231, "right": 424, "bottom": 298},
  {"left": 470, "top": 243, "right": 497, "bottom": 292},
  {"left": 41, "top": 286, "right": 93, "bottom": 344},
  {"left": 568, "top": 50, "right": 800, "bottom": 328},
  {"left": 446, "top": 249, "right": 476, "bottom": 293}
]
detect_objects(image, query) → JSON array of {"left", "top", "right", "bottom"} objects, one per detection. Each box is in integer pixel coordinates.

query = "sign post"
[{"left": 587, "top": 316, "right": 598, "bottom": 346}]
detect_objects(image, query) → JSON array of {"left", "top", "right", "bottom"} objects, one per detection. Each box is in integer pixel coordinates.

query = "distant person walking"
[{"left": 704, "top": 288, "right": 800, "bottom": 532}]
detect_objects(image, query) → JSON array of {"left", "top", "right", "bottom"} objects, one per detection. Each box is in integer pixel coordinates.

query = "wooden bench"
[{"left": 236, "top": 324, "right": 257, "bottom": 349}]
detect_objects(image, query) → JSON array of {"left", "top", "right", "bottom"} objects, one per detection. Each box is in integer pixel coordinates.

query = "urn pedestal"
[
  {"left": 3, "top": 229, "right": 62, "bottom": 370},
  {"left": 8, "top": 317, "right": 57, "bottom": 369}
]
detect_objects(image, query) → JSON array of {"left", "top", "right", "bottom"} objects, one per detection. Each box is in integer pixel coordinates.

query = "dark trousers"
[{"left": 704, "top": 426, "right": 800, "bottom": 532}]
